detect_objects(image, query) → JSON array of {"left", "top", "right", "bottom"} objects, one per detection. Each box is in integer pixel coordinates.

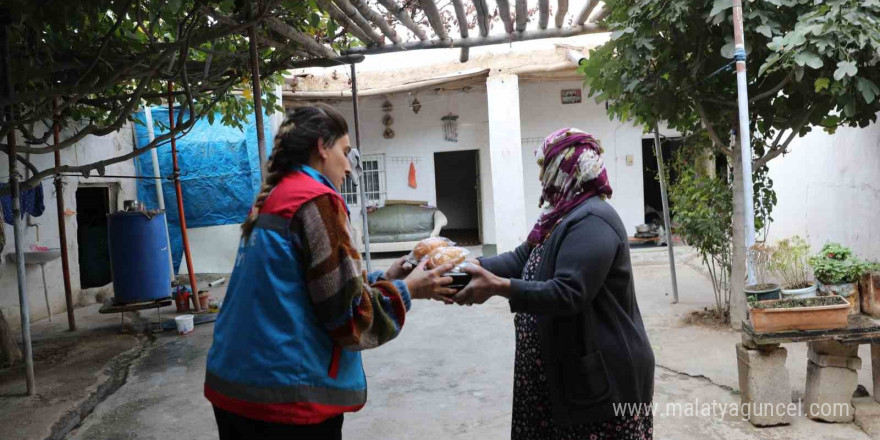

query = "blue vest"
[{"left": 205, "top": 166, "right": 366, "bottom": 424}]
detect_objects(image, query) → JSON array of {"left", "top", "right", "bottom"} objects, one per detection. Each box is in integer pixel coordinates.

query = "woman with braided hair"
[{"left": 205, "top": 104, "right": 455, "bottom": 439}]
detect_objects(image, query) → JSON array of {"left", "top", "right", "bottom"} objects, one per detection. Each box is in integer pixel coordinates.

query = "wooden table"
[
  {"left": 99, "top": 297, "right": 173, "bottom": 333},
  {"left": 742, "top": 314, "right": 880, "bottom": 345}
]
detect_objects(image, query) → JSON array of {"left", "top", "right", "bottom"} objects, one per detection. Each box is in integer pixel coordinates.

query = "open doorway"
[
  {"left": 642, "top": 137, "right": 682, "bottom": 227},
  {"left": 76, "top": 186, "right": 112, "bottom": 288},
  {"left": 434, "top": 150, "right": 481, "bottom": 245}
]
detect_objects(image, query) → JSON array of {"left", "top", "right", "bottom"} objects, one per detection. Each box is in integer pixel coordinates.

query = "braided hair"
[{"left": 241, "top": 103, "right": 349, "bottom": 240}]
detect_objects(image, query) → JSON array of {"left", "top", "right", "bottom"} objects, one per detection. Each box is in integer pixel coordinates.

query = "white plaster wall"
[
  {"left": 295, "top": 78, "right": 648, "bottom": 248},
  {"left": 519, "top": 80, "right": 647, "bottom": 236},
  {"left": 767, "top": 119, "right": 880, "bottom": 261},
  {"left": 326, "top": 89, "right": 498, "bottom": 245},
  {"left": 1, "top": 123, "right": 137, "bottom": 329}
]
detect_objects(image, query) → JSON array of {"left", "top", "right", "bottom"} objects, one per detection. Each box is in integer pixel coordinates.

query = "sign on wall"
[{"left": 561, "top": 89, "right": 582, "bottom": 105}]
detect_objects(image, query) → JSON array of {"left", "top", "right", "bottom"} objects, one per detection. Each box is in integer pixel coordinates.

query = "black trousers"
[{"left": 213, "top": 406, "right": 344, "bottom": 440}]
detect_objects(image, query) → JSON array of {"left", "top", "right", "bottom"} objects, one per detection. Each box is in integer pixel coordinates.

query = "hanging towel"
[
  {"left": 0, "top": 182, "right": 45, "bottom": 225},
  {"left": 408, "top": 161, "right": 417, "bottom": 189}
]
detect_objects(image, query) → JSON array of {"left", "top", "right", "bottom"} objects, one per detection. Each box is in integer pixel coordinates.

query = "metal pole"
[
  {"left": 653, "top": 124, "right": 679, "bottom": 304},
  {"left": 732, "top": 0, "right": 757, "bottom": 285},
  {"left": 53, "top": 99, "right": 76, "bottom": 331},
  {"left": 2, "top": 19, "right": 35, "bottom": 396},
  {"left": 350, "top": 63, "right": 372, "bottom": 273},
  {"left": 7, "top": 125, "right": 34, "bottom": 395},
  {"left": 40, "top": 263, "right": 50, "bottom": 322},
  {"left": 143, "top": 106, "right": 175, "bottom": 277},
  {"left": 167, "top": 83, "right": 201, "bottom": 312},
  {"left": 248, "top": 24, "right": 267, "bottom": 169}
]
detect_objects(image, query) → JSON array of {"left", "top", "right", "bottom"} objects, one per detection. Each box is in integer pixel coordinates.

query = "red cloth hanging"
[{"left": 408, "top": 161, "right": 417, "bottom": 188}]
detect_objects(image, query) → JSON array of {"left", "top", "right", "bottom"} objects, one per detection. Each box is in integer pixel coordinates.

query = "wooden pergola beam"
[
  {"left": 473, "top": 0, "right": 491, "bottom": 37},
  {"left": 515, "top": 0, "right": 528, "bottom": 32},
  {"left": 419, "top": 0, "right": 450, "bottom": 41},
  {"left": 350, "top": 0, "right": 402, "bottom": 44},
  {"left": 344, "top": 23, "right": 605, "bottom": 55},
  {"left": 575, "top": 0, "right": 599, "bottom": 25},
  {"left": 496, "top": 0, "right": 515, "bottom": 34},
  {"left": 377, "top": 0, "right": 429, "bottom": 41},
  {"left": 555, "top": 0, "right": 569, "bottom": 28},
  {"left": 331, "top": 0, "right": 386, "bottom": 45},
  {"left": 591, "top": 4, "right": 611, "bottom": 22},
  {"left": 264, "top": 17, "right": 338, "bottom": 58},
  {"left": 451, "top": 0, "right": 470, "bottom": 62},
  {"left": 201, "top": 6, "right": 315, "bottom": 57},
  {"left": 315, "top": 0, "right": 377, "bottom": 46},
  {"left": 538, "top": 0, "right": 550, "bottom": 30}
]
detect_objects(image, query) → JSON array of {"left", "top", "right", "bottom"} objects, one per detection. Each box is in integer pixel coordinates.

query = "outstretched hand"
[
  {"left": 384, "top": 255, "right": 414, "bottom": 280},
  {"left": 404, "top": 260, "right": 456, "bottom": 304},
  {"left": 452, "top": 263, "right": 510, "bottom": 306}
]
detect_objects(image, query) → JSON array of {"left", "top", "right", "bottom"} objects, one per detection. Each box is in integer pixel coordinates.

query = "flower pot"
[
  {"left": 818, "top": 282, "right": 860, "bottom": 315},
  {"left": 749, "top": 295, "right": 850, "bottom": 333},
  {"left": 860, "top": 272, "right": 880, "bottom": 318},
  {"left": 744, "top": 283, "right": 781, "bottom": 301},
  {"left": 198, "top": 291, "right": 210, "bottom": 309},
  {"left": 781, "top": 282, "right": 818, "bottom": 299}
]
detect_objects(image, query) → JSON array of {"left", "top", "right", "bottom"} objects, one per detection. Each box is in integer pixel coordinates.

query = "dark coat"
[{"left": 479, "top": 197, "right": 655, "bottom": 425}]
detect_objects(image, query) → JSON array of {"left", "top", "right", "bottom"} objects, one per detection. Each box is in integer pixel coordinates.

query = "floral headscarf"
[{"left": 527, "top": 128, "right": 613, "bottom": 245}]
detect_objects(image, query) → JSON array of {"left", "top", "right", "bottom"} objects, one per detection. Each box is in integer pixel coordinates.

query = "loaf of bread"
[
  {"left": 413, "top": 237, "right": 451, "bottom": 261},
  {"left": 427, "top": 246, "right": 468, "bottom": 269}
]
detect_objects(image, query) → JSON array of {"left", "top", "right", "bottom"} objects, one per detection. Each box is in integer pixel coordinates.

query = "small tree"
[
  {"left": 671, "top": 170, "right": 733, "bottom": 318},
  {"left": 581, "top": 0, "right": 880, "bottom": 326}
]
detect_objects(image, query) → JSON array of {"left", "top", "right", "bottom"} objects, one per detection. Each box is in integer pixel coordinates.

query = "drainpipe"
[
  {"left": 732, "top": 0, "right": 757, "bottom": 285},
  {"left": 142, "top": 106, "right": 175, "bottom": 278},
  {"left": 167, "top": 83, "right": 201, "bottom": 312},
  {"left": 53, "top": 99, "right": 76, "bottom": 331}
]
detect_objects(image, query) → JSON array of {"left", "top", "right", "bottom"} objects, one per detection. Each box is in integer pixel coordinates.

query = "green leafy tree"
[
  {"left": 580, "top": 0, "right": 880, "bottom": 326},
  {"left": 0, "top": 0, "right": 367, "bottom": 365},
  {"left": 0, "top": 0, "right": 362, "bottom": 192}
]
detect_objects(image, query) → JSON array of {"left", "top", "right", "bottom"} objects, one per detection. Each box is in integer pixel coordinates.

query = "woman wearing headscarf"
[{"left": 455, "top": 128, "right": 655, "bottom": 439}]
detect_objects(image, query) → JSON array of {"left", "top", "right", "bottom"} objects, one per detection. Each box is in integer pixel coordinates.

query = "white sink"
[{"left": 6, "top": 249, "right": 62, "bottom": 265}]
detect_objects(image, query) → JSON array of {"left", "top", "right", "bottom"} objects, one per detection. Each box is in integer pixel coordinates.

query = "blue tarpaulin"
[{"left": 133, "top": 106, "right": 273, "bottom": 273}]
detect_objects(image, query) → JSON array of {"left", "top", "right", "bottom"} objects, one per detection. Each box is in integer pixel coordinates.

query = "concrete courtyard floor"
[{"left": 2, "top": 246, "right": 879, "bottom": 439}]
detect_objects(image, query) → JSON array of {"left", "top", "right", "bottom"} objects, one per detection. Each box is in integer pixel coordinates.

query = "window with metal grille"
[{"left": 341, "top": 155, "right": 385, "bottom": 206}]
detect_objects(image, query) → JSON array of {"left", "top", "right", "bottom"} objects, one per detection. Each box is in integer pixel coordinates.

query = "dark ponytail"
[{"left": 241, "top": 103, "right": 349, "bottom": 239}]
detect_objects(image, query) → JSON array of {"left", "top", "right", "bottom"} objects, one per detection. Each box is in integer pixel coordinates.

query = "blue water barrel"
[{"left": 107, "top": 211, "right": 172, "bottom": 304}]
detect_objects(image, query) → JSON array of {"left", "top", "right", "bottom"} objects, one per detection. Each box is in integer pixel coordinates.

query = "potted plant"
[
  {"left": 809, "top": 243, "right": 865, "bottom": 314},
  {"left": 859, "top": 261, "right": 880, "bottom": 317},
  {"left": 747, "top": 294, "right": 851, "bottom": 333},
  {"left": 768, "top": 236, "right": 817, "bottom": 299},
  {"left": 744, "top": 243, "right": 781, "bottom": 301}
]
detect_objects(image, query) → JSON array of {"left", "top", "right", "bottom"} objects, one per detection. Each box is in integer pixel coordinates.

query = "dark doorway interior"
[
  {"left": 434, "top": 150, "right": 481, "bottom": 246},
  {"left": 642, "top": 137, "right": 682, "bottom": 226},
  {"left": 77, "top": 187, "right": 112, "bottom": 288}
]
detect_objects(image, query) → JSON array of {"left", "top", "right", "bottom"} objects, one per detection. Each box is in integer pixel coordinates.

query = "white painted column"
[
  {"left": 486, "top": 74, "right": 528, "bottom": 253},
  {"left": 271, "top": 84, "right": 285, "bottom": 135}
]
